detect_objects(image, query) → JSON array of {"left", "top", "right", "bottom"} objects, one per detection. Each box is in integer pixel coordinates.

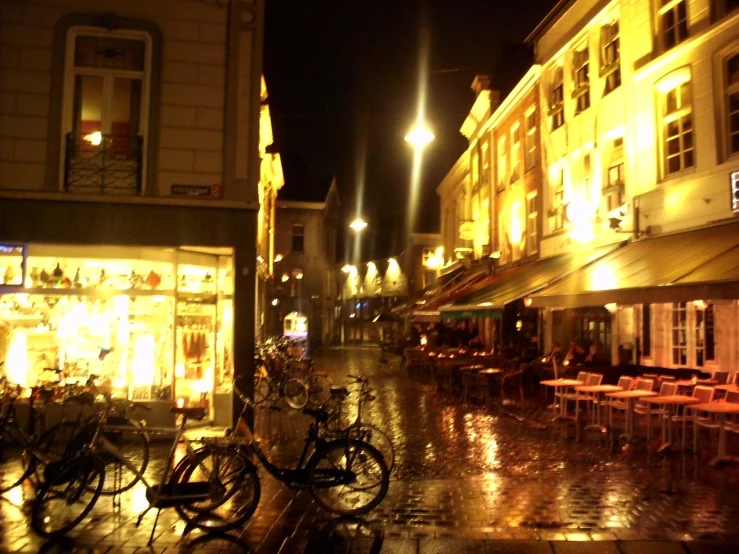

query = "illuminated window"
[
  {"left": 549, "top": 166, "right": 565, "bottom": 232},
  {"left": 661, "top": 81, "right": 694, "bottom": 176},
  {"left": 525, "top": 108, "right": 537, "bottom": 171},
  {"left": 671, "top": 302, "right": 687, "bottom": 366},
  {"left": 660, "top": 0, "right": 688, "bottom": 51},
  {"left": 291, "top": 223, "right": 304, "bottom": 252},
  {"left": 726, "top": 53, "right": 739, "bottom": 156},
  {"left": 572, "top": 46, "right": 590, "bottom": 114},
  {"left": 63, "top": 29, "right": 150, "bottom": 194},
  {"left": 604, "top": 138, "right": 625, "bottom": 212},
  {"left": 481, "top": 141, "right": 490, "bottom": 184},
  {"left": 497, "top": 136, "right": 507, "bottom": 192},
  {"left": 695, "top": 303, "right": 715, "bottom": 367},
  {"left": 526, "top": 193, "right": 538, "bottom": 256},
  {"left": 471, "top": 150, "right": 480, "bottom": 192},
  {"left": 510, "top": 124, "right": 521, "bottom": 183},
  {"left": 600, "top": 22, "right": 621, "bottom": 95},
  {"left": 549, "top": 67, "right": 564, "bottom": 130}
]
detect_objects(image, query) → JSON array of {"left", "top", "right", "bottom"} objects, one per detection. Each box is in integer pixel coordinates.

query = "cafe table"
[
  {"left": 605, "top": 390, "right": 658, "bottom": 441},
  {"left": 715, "top": 384, "right": 738, "bottom": 392},
  {"left": 641, "top": 395, "right": 700, "bottom": 452},
  {"left": 573, "top": 385, "right": 622, "bottom": 430},
  {"left": 675, "top": 378, "right": 718, "bottom": 390},
  {"left": 686, "top": 402, "right": 739, "bottom": 466},
  {"left": 541, "top": 379, "right": 584, "bottom": 421}
]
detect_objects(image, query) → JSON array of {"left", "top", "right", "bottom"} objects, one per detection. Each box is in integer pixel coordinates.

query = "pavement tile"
[
  {"left": 683, "top": 542, "right": 739, "bottom": 554},
  {"left": 552, "top": 543, "right": 620, "bottom": 554},
  {"left": 618, "top": 542, "right": 688, "bottom": 554},
  {"left": 418, "top": 538, "right": 486, "bottom": 554},
  {"left": 486, "top": 541, "right": 552, "bottom": 553}
]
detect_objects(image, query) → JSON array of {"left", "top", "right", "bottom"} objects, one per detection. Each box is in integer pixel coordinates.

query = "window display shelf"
[{"left": 0, "top": 287, "right": 175, "bottom": 297}]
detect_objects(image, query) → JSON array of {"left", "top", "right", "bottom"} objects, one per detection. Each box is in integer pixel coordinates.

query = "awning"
[
  {"left": 422, "top": 267, "right": 490, "bottom": 310},
  {"left": 529, "top": 222, "right": 739, "bottom": 308},
  {"left": 410, "top": 310, "right": 441, "bottom": 322},
  {"left": 440, "top": 306, "right": 504, "bottom": 319},
  {"left": 441, "top": 244, "right": 619, "bottom": 314}
]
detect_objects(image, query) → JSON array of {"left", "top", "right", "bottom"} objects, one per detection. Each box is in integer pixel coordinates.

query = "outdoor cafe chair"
[
  {"left": 609, "top": 378, "right": 654, "bottom": 432},
  {"left": 679, "top": 385, "right": 715, "bottom": 451},
  {"left": 501, "top": 362, "right": 527, "bottom": 405},
  {"left": 565, "top": 372, "right": 602, "bottom": 416},
  {"left": 634, "top": 380, "right": 678, "bottom": 441},
  {"left": 713, "top": 370, "right": 730, "bottom": 385},
  {"left": 724, "top": 390, "right": 739, "bottom": 431}
]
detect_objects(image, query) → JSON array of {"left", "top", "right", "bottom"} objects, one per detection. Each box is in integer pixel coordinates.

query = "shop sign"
[
  {"left": 171, "top": 184, "right": 222, "bottom": 198},
  {"left": 731, "top": 170, "right": 739, "bottom": 214}
]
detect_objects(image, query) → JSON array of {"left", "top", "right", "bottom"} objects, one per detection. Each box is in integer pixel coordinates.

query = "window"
[
  {"left": 600, "top": 23, "right": 621, "bottom": 95},
  {"left": 695, "top": 303, "right": 716, "bottom": 367},
  {"left": 549, "top": 166, "right": 565, "bottom": 232},
  {"left": 481, "top": 141, "right": 490, "bottom": 184},
  {"left": 525, "top": 108, "right": 537, "bottom": 171},
  {"left": 642, "top": 304, "right": 652, "bottom": 357},
  {"left": 572, "top": 46, "right": 590, "bottom": 114},
  {"left": 526, "top": 193, "right": 538, "bottom": 255},
  {"left": 660, "top": 0, "right": 688, "bottom": 50},
  {"left": 726, "top": 53, "right": 739, "bottom": 156},
  {"left": 604, "top": 138, "right": 625, "bottom": 212},
  {"left": 471, "top": 151, "right": 480, "bottom": 190},
  {"left": 549, "top": 67, "right": 565, "bottom": 130},
  {"left": 662, "top": 81, "right": 694, "bottom": 176},
  {"left": 62, "top": 29, "right": 150, "bottom": 194},
  {"left": 497, "top": 136, "right": 507, "bottom": 191},
  {"left": 291, "top": 224, "right": 304, "bottom": 252},
  {"left": 671, "top": 302, "right": 687, "bottom": 366},
  {"left": 510, "top": 125, "right": 521, "bottom": 183}
]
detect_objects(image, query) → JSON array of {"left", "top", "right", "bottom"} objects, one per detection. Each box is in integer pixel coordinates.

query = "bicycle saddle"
[
  {"left": 170, "top": 406, "right": 207, "bottom": 420},
  {"left": 302, "top": 407, "right": 330, "bottom": 423},
  {"left": 330, "top": 386, "right": 349, "bottom": 399}
]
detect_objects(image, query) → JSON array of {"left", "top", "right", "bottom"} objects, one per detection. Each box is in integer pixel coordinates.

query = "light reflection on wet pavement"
[{"left": 2, "top": 346, "right": 739, "bottom": 552}]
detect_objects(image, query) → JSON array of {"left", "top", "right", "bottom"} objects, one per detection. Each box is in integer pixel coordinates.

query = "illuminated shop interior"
[{"left": 0, "top": 244, "right": 234, "bottom": 418}]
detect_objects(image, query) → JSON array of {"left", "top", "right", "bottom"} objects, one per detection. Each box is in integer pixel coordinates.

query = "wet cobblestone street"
[{"left": 2, "top": 346, "right": 739, "bottom": 553}]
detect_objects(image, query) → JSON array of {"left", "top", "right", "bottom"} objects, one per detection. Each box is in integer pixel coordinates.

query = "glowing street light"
[
  {"left": 349, "top": 218, "right": 368, "bottom": 232},
  {"left": 404, "top": 123, "right": 434, "bottom": 150},
  {"left": 341, "top": 264, "right": 354, "bottom": 274},
  {"left": 273, "top": 253, "right": 283, "bottom": 263}
]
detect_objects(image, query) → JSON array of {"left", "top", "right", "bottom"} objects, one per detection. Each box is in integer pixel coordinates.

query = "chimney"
[{"left": 470, "top": 74, "right": 491, "bottom": 97}]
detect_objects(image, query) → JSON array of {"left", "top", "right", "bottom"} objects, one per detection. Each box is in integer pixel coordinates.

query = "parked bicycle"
[
  {"left": 204, "top": 377, "right": 390, "bottom": 517},
  {"left": 31, "top": 393, "right": 258, "bottom": 541},
  {"left": 322, "top": 375, "right": 395, "bottom": 472}
]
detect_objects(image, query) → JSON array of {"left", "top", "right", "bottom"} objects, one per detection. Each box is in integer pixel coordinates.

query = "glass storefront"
[{"left": 0, "top": 244, "right": 234, "bottom": 422}]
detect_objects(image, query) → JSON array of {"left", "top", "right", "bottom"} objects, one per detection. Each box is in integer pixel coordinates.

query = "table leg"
[
  {"left": 657, "top": 406, "right": 669, "bottom": 453},
  {"left": 709, "top": 413, "right": 733, "bottom": 466}
]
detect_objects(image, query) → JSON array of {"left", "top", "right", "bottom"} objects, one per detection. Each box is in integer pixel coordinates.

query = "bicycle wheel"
[
  {"left": 307, "top": 439, "right": 389, "bottom": 516},
  {"left": 99, "top": 418, "right": 149, "bottom": 494},
  {"left": 307, "top": 374, "right": 333, "bottom": 406},
  {"left": 31, "top": 455, "right": 105, "bottom": 538},
  {"left": 283, "top": 378, "right": 309, "bottom": 409},
  {"left": 32, "top": 422, "right": 79, "bottom": 485},
  {"left": 173, "top": 444, "right": 260, "bottom": 532},
  {"left": 352, "top": 424, "right": 395, "bottom": 473},
  {"left": 253, "top": 373, "right": 272, "bottom": 406},
  {"left": 0, "top": 425, "right": 34, "bottom": 493}
]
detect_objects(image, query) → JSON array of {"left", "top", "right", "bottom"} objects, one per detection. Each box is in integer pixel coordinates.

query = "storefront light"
[
  {"left": 271, "top": 298, "right": 279, "bottom": 306},
  {"left": 274, "top": 254, "right": 283, "bottom": 263},
  {"left": 84, "top": 131, "right": 102, "bottom": 146},
  {"left": 295, "top": 272, "right": 303, "bottom": 280},
  {"left": 281, "top": 274, "right": 289, "bottom": 282}
]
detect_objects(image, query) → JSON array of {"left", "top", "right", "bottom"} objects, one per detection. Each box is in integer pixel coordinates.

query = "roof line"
[{"left": 525, "top": 0, "right": 574, "bottom": 45}]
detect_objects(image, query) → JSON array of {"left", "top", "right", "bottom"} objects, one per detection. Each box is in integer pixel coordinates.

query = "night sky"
[{"left": 264, "top": 0, "right": 558, "bottom": 259}]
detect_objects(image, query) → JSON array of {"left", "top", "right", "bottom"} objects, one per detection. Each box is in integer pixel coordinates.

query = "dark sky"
[{"left": 264, "top": 0, "right": 558, "bottom": 258}]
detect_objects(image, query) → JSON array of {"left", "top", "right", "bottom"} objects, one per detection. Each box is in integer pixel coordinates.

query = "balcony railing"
[{"left": 64, "top": 133, "right": 143, "bottom": 196}]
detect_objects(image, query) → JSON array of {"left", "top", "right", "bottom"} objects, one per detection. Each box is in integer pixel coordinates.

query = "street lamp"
[
  {"left": 404, "top": 123, "right": 435, "bottom": 150},
  {"left": 349, "top": 217, "right": 368, "bottom": 232}
]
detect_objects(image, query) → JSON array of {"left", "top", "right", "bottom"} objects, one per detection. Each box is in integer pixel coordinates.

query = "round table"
[
  {"left": 541, "top": 379, "right": 584, "bottom": 421},
  {"left": 686, "top": 402, "right": 739, "bottom": 466},
  {"left": 641, "top": 395, "right": 700, "bottom": 451},
  {"left": 605, "top": 390, "right": 658, "bottom": 441},
  {"left": 574, "top": 385, "right": 623, "bottom": 430}
]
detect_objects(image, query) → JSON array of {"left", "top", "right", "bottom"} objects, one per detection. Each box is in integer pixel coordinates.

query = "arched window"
[{"left": 291, "top": 224, "right": 304, "bottom": 253}]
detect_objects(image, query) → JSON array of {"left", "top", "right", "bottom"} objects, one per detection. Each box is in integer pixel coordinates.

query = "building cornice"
[{"left": 481, "top": 65, "right": 541, "bottom": 135}]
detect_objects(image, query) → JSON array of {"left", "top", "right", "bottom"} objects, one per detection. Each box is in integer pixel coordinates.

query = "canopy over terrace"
[
  {"left": 528, "top": 222, "right": 739, "bottom": 309},
  {"left": 440, "top": 245, "right": 621, "bottom": 317}
]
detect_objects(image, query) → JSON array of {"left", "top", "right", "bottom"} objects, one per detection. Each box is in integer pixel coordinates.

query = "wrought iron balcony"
[{"left": 64, "top": 133, "right": 143, "bottom": 195}]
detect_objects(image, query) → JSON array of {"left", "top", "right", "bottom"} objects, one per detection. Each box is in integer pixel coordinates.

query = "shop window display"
[{"left": 0, "top": 244, "right": 234, "bottom": 424}]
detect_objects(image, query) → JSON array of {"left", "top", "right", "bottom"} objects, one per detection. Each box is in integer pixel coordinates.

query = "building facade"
[
  {"left": 270, "top": 181, "right": 340, "bottom": 347},
  {"left": 0, "top": 0, "right": 265, "bottom": 425},
  {"left": 527, "top": 0, "right": 739, "bottom": 373}
]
